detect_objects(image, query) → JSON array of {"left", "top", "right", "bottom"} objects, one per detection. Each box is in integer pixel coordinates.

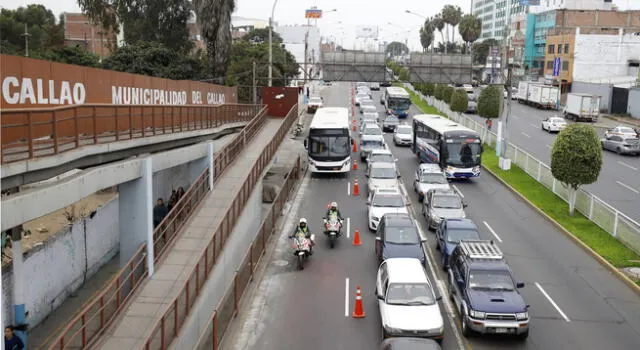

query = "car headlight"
[
  {"left": 342, "top": 160, "right": 349, "bottom": 167},
  {"left": 433, "top": 326, "right": 444, "bottom": 335},
  {"left": 469, "top": 309, "right": 485, "bottom": 319},
  {"left": 516, "top": 312, "right": 529, "bottom": 320}
]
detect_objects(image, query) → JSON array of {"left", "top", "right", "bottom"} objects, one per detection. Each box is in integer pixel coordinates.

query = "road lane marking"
[
  {"left": 535, "top": 282, "right": 570, "bottom": 322},
  {"left": 616, "top": 181, "right": 640, "bottom": 194},
  {"left": 521, "top": 132, "right": 531, "bottom": 138},
  {"left": 483, "top": 221, "right": 503, "bottom": 243},
  {"left": 452, "top": 185, "right": 464, "bottom": 198},
  {"left": 529, "top": 123, "right": 538, "bottom": 128},
  {"left": 346, "top": 217, "right": 351, "bottom": 239},
  {"left": 345, "top": 278, "right": 350, "bottom": 317},
  {"left": 347, "top": 181, "right": 351, "bottom": 196},
  {"left": 618, "top": 161, "right": 638, "bottom": 171}
]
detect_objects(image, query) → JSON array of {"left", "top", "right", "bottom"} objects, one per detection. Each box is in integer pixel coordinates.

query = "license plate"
[{"left": 494, "top": 328, "right": 509, "bottom": 333}]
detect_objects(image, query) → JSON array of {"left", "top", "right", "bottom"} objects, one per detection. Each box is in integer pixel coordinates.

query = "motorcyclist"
[
  {"left": 289, "top": 218, "right": 313, "bottom": 254},
  {"left": 325, "top": 202, "right": 344, "bottom": 221}
]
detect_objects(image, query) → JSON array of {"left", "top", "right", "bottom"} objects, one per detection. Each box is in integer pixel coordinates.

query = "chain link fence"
[{"left": 405, "top": 84, "right": 640, "bottom": 256}]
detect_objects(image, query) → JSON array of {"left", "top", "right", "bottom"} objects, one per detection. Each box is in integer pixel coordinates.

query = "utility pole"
[
  {"left": 303, "top": 17, "right": 310, "bottom": 86},
  {"left": 20, "top": 23, "right": 31, "bottom": 57},
  {"left": 496, "top": 0, "right": 513, "bottom": 170},
  {"left": 252, "top": 61, "right": 257, "bottom": 104}
]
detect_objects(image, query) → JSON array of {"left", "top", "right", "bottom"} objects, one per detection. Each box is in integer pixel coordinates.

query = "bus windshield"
[
  {"left": 444, "top": 140, "right": 482, "bottom": 168},
  {"left": 308, "top": 129, "right": 350, "bottom": 161},
  {"left": 388, "top": 97, "right": 411, "bottom": 110}
]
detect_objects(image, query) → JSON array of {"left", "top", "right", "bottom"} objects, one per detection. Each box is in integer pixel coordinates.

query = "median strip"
[{"left": 403, "top": 85, "right": 640, "bottom": 289}]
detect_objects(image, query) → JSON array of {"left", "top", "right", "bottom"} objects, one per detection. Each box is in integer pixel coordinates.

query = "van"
[{"left": 376, "top": 258, "right": 444, "bottom": 342}]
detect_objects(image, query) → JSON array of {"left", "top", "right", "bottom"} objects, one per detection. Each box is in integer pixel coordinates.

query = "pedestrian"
[
  {"left": 2, "top": 231, "right": 12, "bottom": 260},
  {"left": 4, "top": 326, "right": 24, "bottom": 350},
  {"left": 177, "top": 187, "right": 185, "bottom": 200},
  {"left": 167, "top": 190, "right": 178, "bottom": 212},
  {"left": 485, "top": 118, "right": 493, "bottom": 130},
  {"left": 153, "top": 198, "right": 168, "bottom": 228},
  {"left": 306, "top": 86, "right": 310, "bottom": 98}
]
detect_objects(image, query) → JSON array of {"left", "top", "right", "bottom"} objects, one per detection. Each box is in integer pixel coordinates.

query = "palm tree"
[
  {"left": 431, "top": 14, "right": 445, "bottom": 53},
  {"left": 419, "top": 26, "right": 434, "bottom": 53},
  {"left": 193, "top": 0, "right": 236, "bottom": 83},
  {"left": 458, "top": 14, "right": 482, "bottom": 55},
  {"left": 441, "top": 5, "right": 462, "bottom": 44}
]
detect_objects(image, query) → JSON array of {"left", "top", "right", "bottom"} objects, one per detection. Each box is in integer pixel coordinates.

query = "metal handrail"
[
  {"left": 41, "top": 104, "right": 268, "bottom": 350},
  {"left": 141, "top": 103, "right": 299, "bottom": 349}
]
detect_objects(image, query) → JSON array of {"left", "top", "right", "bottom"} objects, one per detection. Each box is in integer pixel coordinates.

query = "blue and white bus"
[
  {"left": 383, "top": 86, "right": 411, "bottom": 118},
  {"left": 412, "top": 114, "right": 482, "bottom": 179},
  {"left": 305, "top": 107, "right": 353, "bottom": 173}
]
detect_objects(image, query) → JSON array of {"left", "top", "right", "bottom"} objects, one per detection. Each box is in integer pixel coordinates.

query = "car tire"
[
  {"left": 517, "top": 330, "right": 529, "bottom": 341},
  {"left": 461, "top": 313, "right": 474, "bottom": 337},
  {"left": 617, "top": 147, "right": 622, "bottom": 155}
]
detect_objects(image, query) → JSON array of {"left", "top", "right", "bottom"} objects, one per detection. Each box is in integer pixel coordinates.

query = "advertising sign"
[
  {"left": 305, "top": 8, "right": 322, "bottom": 18},
  {"left": 355, "top": 25, "right": 379, "bottom": 39},
  {"left": 553, "top": 57, "right": 561, "bottom": 76}
]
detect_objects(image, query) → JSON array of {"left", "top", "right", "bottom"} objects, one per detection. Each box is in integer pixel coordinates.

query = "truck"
[
  {"left": 516, "top": 81, "right": 534, "bottom": 102},
  {"left": 524, "top": 83, "right": 560, "bottom": 109},
  {"left": 562, "top": 93, "right": 601, "bottom": 122}
]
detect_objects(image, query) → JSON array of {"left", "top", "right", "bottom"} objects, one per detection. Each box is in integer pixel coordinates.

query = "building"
[
  {"left": 473, "top": 0, "right": 527, "bottom": 40},
  {"left": 63, "top": 13, "right": 117, "bottom": 59},
  {"left": 231, "top": 16, "right": 269, "bottom": 29},
  {"left": 544, "top": 27, "right": 640, "bottom": 87}
]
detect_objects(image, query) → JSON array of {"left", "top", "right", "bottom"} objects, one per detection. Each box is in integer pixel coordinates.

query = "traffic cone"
[
  {"left": 352, "top": 123, "right": 356, "bottom": 131},
  {"left": 352, "top": 228, "right": 362, "bottom": 246},
  {"left": 352, "top": 285, "right": 366, "bottom": 318},
  {"left": 352, "top": 140, "right": 358, "bottom": 152},
  {"left": 352, "top": 159, "right": 358, "bottom": 170},
  {"left": 353, "top": 179, "right": 360, "bottom": 196}
]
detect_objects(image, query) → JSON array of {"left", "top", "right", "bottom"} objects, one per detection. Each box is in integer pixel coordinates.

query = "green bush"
[
  {"left": 477, "top": 85, "right": 501, "bottom": 119},
  {"left": 399, "top": 67, "right": 409, "bottom": 81},
  {"left": 433, "top": 84, "right": 443, "bottom": 100},
  {"left": 441, "top": 85, "right": 454, "bottom": 103},
  {"left": 450, "top": 88, "right": 469, "bottom": 113},
  {"left": 424, "top": 83, "right": 435, "bottom": 96}
]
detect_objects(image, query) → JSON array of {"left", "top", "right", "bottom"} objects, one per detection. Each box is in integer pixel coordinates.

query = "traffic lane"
[
  {"left": 384, "top": 137, "right": 640, "bottom": 350},
  {"left": 454, "top": 178, "right": 640, "bottom": 350}
]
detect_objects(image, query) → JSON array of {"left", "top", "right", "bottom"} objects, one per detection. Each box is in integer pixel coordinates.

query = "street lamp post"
[{"left": 268, "top": 0, "right": 279, "bottom": 87}]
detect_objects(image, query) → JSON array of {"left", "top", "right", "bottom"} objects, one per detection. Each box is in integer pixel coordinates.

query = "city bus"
[
  {"left": 383, "top": 86, "right": 411, "bottom": 118},
  {"left": 412, "top": 114, "right": 482, "bottom": 179},
  {"left": 305, "top": 107, "right": 353, "bottom": 174}
]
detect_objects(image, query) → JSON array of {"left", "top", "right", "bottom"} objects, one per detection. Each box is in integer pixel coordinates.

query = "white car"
[
  {"left": 360, "top": 104, "right": 378, "bottom": 115},
  {"left": 366, "top": 149, "right": 396, "bottom": 171},
  {"left": 541, "top": 116, "right": 567, "bottom": 133},
  {"left": 355, "top": 93, "right": 370, "bottom": 106},
  {"left": 413, "top": 164, "right": 450, "bottom": 202},
  {"left": 361, "top": 124, "right": 384, "bottom": 139},
  {"left": 367, "top": 188, "right": 409, "bottom": 231},
  {"left": 362, "top": 111, "right": 379, "bottom": 122},
  {"left": 366, "top": 162, "right": 400, "bottom": 195},
  {"left": 376, "top": 258, "right": 444, "bottom": 340},
  {"left": 307, "top": 96, "right": 323, "bottom": 113},
  {"left": 604, "top": 125, "right": 639, "bottom": 139},
  {"left": 393, "top": 125, "right": 413, "bottom": 146}
]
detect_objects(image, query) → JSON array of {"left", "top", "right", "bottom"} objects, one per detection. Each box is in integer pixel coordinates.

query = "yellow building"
[{"left": 543, "top": 33, "right": 575, "bottom": 89}]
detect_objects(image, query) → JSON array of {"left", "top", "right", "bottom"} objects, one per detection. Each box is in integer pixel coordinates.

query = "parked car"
[
  {"left": 307, "top": 96, "right": 324, "bottom": 113},
  {"left": 366, "top": 161, "right": 400, "bottom": 195},
  {"left": 541, "top": 116, "right": 567, "bottom": 133},
  {"left": 393, "top": 125, "right": 413, "bottom": 146},
  {"left": 382, "top": 115, "right": 400, "bottom": 132},
  {"left": 376, "top": 258, "right": 443, "bottom": 341},
  {"left": 448, "top": 240, "right": 529, "bottom": 340},
  {"left": 422, "top": 189, "right": 466, "bottom": 230},
  {"left": 413, "top": 164, "right": 450, "bottom": 202},
  {"left": 435, "top": 218, "right": 481, "bottom": 270},
  {"left": 367, "top": 188, "right": 409, "bottom": 231},
  {"left": 601, "top": 135, "right": 640, "bottom": 155},
  {"left": 604, "top": 125, "right": 639, "bottom": 139},
  {"left": 379, "top": 338, "right": 441, "bottom": 350}
]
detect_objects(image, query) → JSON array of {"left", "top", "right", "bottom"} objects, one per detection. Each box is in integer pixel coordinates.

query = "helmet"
[
  {"left": 299, "top": 218, "right": 307, "bottom": 225},
  {"left": 330, "top": 202, "right": 338, "bottom": 209}
]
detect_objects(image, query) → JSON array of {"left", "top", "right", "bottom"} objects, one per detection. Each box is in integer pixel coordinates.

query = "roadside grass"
[{"left": 402, "top": 85, "right": 640, "bottom": 281}]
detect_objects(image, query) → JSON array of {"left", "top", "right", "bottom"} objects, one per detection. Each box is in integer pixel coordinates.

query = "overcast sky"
[{"left": 2, "top": 0, "right": 639, "bottom": 50}]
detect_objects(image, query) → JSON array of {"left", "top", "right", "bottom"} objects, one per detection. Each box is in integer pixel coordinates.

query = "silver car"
[
  {"left": 360, "top": 138, "right": 386, "bottom": 160},
  {"left": 366, "top": 162, "right": 400, "bottom": 195},
  {"left": 393, "top": 125, "right": 413, "bottom": 146},
  {"left": 422, "top": 189, "right": 466, "bottom": 230},
  {"left": 601, "top": 135, "right": 640, "bottom": 155}
]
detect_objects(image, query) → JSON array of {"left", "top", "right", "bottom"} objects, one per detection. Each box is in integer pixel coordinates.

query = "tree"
[
  {"left": 434, "top": 84, "right": 444, "bottom": 100},
  {"left": 431, "top": 14, "right": 445, "bottom": 53},
  {"left": 192, "top": 0, "right": 235, "bottom": 82},
  {"left": 551, "top": 125, "right": 603, "bottom": 215},
  {"left": 242, "top": 27, "right": 282, "bottom": 44},
  {"left": 419, "top": 26, "right": 434, "bottom": 53},
  {"left": 442, "top": 85, "right": 454, "bottom": 103},
  {"left": 450, "top": 88, "right": 468, "bottom": 113},
  {"left": 472, "top": 38, "right": 499, "bottom": 65},
  {"left": 458, "top": 14, "right": 482, "bottom": 55},
  {"left": 424, "top": 83, "right": 435, "bottom": 96},
  {"left": 477, "top": 85, "right": 501, "bottom": 119},
  {"left": 386, "top": 41, "right": 409, "bottom": 57},
  {"left": 42, "top": 45, "right": 101, "bottom": 67},
  {"left": 0, "top": 5, "right": 63, "bottom": 56},
  {"left": 441, "top": 5, "right": 462, "bottom": 44},
  {"left": 398, "top": 67, "right": 409, "bottom": 81}
]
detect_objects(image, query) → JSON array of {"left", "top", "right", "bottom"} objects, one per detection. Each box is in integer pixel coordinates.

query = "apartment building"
[
  {"left": 63, "top": 13, "right": 117, "bottom": 59},
  {"left": 473, "top": 0, "right": 526, "bottom": 40}
]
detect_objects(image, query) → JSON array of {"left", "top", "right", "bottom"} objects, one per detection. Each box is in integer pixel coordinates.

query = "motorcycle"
[
  {"left": 291, "top": 234, "right": 314, "bottom": 270},
  {"left": 323, "top": 214, "right": 343, "bottom": 249}
]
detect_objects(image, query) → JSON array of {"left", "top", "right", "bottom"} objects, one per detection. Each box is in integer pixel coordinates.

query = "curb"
[{"left": 481, "top": 164, "right": 640, "bottom": 297}]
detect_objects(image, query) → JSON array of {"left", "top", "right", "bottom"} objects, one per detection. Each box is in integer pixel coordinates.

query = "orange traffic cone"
[
  {"left": 352, "top": 140, "right": 358, "bottom": 152},
  {"left": 352, "top": 228, "right": 362, "bottom": 246},
  {"left": 352, "top": 285, "right": 366, "bottom": 318},
  {"left": 353, "top": 179, "right": 360, "bottom": 196},
  {"left": 352, "top": 124, "right": 356, "bottom": 131},
  {"left": 352, "top": 160, "right": 358, "bottom": 170}
]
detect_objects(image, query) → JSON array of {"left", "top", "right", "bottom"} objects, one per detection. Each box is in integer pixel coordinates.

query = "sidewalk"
[
  {"left": 27, "top": 133, "right": 237, "bottom": 348},
  {"left": 96, "top": 118, "right": 284, "bottom": 350}
]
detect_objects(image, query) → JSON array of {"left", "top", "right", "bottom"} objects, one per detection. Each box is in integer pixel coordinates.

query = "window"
[
  {"left": 563, "top": 44, "right": 568, "bottom": 53},
  {"left": 547, "top": 44, "right": 555, "bottom": 54},
  {"left": 562, "top": 61, "right": 569, "bottom": 71},
  {"left": 546, "top": 60, "right": 554, "bottom": 69}
]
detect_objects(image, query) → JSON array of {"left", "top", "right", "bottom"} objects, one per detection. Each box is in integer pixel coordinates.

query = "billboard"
[
  {"left": 355, "top": 25, "right": 379, "bottom": 39},
  {"left": 0, "top": 54, "right": 237, "bottom": 109},
  {"left": 305, "top": 8, "right": 322, "bottom": 18}
]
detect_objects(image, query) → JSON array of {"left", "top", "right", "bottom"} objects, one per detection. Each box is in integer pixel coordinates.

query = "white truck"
[
  {"left": 516, "top": 81, "right": 534, "bottom": 102},
  {"left": 524, "top": 83, "right": 560, "bottom": 109},
  {"left": 562, "top": 93, "right": 601, "bottom": 122}
]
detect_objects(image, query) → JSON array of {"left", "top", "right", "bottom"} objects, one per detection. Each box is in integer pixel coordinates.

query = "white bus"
[
  {"left": 305, "top": 107, "right": 353, "bottom": 173},
  {"left": 383, "top": 86, "right": 411, "bottom": 118},
  {"left": 412, "top": 114, "right": 483, "bottom": 179}
]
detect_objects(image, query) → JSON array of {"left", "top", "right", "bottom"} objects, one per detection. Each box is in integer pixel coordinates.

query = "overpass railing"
[
  {"left": 1, "top": 103, "right": 261, "bottom": 164},
  {"left": 142, "top": 103, "right": 299, "bottom": 349},
  {"left": 41, "top": 104, "right": 269, "bottom": 350}
]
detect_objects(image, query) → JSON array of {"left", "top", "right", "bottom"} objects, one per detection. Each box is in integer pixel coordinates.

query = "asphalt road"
[
  {"left": 463, "top": 99, "right": 640, "bottom": 223},
  {"left": 223, "top": 83, "right": 640, "bottom": 350}
]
